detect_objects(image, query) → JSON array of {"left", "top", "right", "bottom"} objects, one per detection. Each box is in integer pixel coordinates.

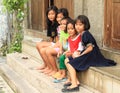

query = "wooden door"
[
  {"left": 104, "top": 0, "right": 120, "bottom": 50},
  {"left": 30, "top": 0, "right": 49, "bottom": 31},
  {"left": 54, "top": 0, "right": 74, "bottom": 18}
]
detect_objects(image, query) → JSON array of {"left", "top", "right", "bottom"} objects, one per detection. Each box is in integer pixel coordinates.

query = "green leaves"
[
  {"left": 2, "top": 0, "right": 28, "bottom": 13},
  {"left": 1, "top": 0, "right": 28, "bottom": 55}
]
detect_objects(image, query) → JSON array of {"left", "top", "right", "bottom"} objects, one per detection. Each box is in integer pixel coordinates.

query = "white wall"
[{"left": 74, "top": 0, "right": 104, "bottom": 47}]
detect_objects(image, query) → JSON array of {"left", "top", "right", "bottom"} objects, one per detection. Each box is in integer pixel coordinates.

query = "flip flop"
[
  {"left": 53, "top": 78, "right": 67, "bottom": 83},
  {"left": 52, "top": 72, "right": 61, "bottom": 79}
]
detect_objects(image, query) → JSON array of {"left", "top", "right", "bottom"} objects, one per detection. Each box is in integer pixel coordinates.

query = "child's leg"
[
  {"left": 64, "top": 58, "right": 71, "bottom": 84},
  {"left": 36, "top": 42, "right": 52, "bottom": 69},
  {"left": 56, "top": 55, "right": 67, "bottom": 79},
  {"left": 65, "top": 63, "right": 78, "bottom": 88},
  {"left": 36, "top": 41, "right": 52, "bottom": 50},
  {"left": 39, "top": 47, "right": 52, "bottom": 72},
  {"left": 45, "top": 47, "right": 58, "bottom": 75}
]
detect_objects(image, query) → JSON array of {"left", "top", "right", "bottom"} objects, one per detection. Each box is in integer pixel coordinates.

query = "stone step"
[
  {"left": 78, "top": 65, "right": 120, "bottom": 93},
  {"left": 22, "top": 35, "right": 43, "bottom": 61},
  {"left": 6, "top": 53, "right": 94, "bottom": 93},
  {"left": 0, "top": 63, "right": 40, "bottom": 93},
  {"left": 22, "top": 36, "right": 120, "bottom": 93},
  {"left": 24, "top": 29, "right": 49, "bottom": 40}
]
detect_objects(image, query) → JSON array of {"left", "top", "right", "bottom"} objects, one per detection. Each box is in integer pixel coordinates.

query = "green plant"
[{"left": 2, "top": 0, "right": 28, "bottom": 55}]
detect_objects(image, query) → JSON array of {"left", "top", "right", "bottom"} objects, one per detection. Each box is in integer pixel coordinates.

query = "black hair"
[
  {"left": 60, "top": 17, "right": 72, "bottom": 33},
  {"left": 46, "top": 6, "right": 58, "bottom": 26},
  {"left": 66, "top": 19, "right": 78, "bottom": 34},
  {"left": 57, "top": 8, "right": 69, "bottom": 18},
  {"left": 75, "top": 15, "right": 90, "bottom": 31}
]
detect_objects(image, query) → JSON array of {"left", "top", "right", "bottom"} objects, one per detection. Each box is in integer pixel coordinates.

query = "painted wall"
[
  {"left": 0, "top": 0, "right": 8, "bottom": 47},
  {"left": 74, "top": 0, "right": 104, "bottom": 47}
]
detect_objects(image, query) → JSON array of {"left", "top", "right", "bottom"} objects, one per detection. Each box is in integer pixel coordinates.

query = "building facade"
[{"left": 26, "top": 0, "right": 120, "bottom": 63}]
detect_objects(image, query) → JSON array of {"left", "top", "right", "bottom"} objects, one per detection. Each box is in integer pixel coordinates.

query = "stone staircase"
[{"left": 0, "top": 29, "right": 120, "bottom": 93}]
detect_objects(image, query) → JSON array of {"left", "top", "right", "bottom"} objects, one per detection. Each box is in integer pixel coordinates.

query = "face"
[
  {"left": 48, "top": 10, "right": 56, "bottom": 22},
  {"left": 75, "top": 20, "right": 84, "bottom": 33},
  {"left": 56, "top": 13, "right": 64, "bottom": 24},
  {"left": 67, "top": 23, "right": 76, "bottom": 36},
  {"left": 60, "top": 19, "right": 67, "bottom": 31}
]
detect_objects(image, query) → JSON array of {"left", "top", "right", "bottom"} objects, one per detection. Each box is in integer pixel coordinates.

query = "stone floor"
[
  {"left": 0, "top": 57, "right": 14, "bottom": 93},
  {"left": 0, "top": 76, "right": 14, "bottom": 93}
]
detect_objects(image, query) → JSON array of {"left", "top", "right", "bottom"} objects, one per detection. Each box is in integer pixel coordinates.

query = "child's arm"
[{"left": 80, "top": 45, "right": 93, "bottom": 56}]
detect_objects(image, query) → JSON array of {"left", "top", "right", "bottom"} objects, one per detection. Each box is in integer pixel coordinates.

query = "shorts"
[
  {"left": 59, "top": 54, "right": 66, "bottom": 69},
  {"left": 50, "top": 42, "right": 60, "bottom": 53}
]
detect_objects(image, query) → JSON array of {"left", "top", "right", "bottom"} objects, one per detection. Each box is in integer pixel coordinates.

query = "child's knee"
[
  {"left": 40, "top": 48, "right": 46, "bottom": 54},
  {"left": 65, "top": 58, "right": 69, "bottom": 65}
]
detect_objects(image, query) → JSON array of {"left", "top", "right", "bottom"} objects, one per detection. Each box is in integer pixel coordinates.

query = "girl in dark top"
[
  {"left": 36, "top": 8, "right": 69, "bottom": 74},
  {"left": 46, "top": 5, "right": 59, "bottom": 42},
  {"left": 62, "top": 15, "right": 116, "bottom": 92}
]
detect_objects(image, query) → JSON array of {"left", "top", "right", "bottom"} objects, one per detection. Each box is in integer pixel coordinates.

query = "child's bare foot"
[
  {"left": 36, "top": 65, "right": 46, "bottom": 70},
  {"left": 48, "top": 70, "right": 57, "bottom": 76},
  {"left": 44, "top": 69, "right": 53, "bottom": 74},
  {"left": 39, "top": 67, "right": 49, "bottom": 73}
]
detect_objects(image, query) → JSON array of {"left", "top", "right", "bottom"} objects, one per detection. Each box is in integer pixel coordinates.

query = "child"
[
  {"left": 54, "top": 19, "right": 83, "bottom": 82},
  {"left": 62, "top": 15, "right": 116, "bottom": 92},
  {"left": 46, "top": 17, "right": 70, "bottom": 76},
  {"left": 36, "top": 8, "right": 69, "bottom": 71},
  {"left": 39, "top": 17, "right": 71, "bottom": 76},
  {"left": 46, "top": 5, "right": 59, "bottom": 42}
]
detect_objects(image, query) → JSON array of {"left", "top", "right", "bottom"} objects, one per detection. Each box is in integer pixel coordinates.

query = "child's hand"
[
  {"left": 64, "top": 51, "right": 72, "bottom": 57},
  {"left": 57, "top": 51, "right": 62, "bottom": 58},
  {"left": 72, "top": 51, "right": 80, "bottom": 58}
]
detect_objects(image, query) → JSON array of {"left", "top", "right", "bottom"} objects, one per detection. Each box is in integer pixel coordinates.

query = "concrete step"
[
  {"left": 24, "top": 29, "right": 49, "bottom": 40},
  {"left": 22, "top": 36, "right": 120, "bottom": 93},
  {"left": 6, "top": 52, "right": 94, "bottom": 93},
  {"left": 22, "top": 35, "right": 44, "bottom": 61},
  {"left": 0, "top": 63, "right": 40, "bottom": 93},
  {"left": 78, "top": 65, "right": 120, "bottom": 93}
]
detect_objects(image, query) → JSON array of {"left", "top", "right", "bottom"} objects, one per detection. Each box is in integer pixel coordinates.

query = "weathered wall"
[
  {"left": 74, "top": 0, "right": 104, "bottom": 47},
  {"left": 0, "top": 0, "right": 8, "bottom": 47}
]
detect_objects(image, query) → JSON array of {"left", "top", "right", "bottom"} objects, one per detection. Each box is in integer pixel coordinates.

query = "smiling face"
[
  {"left": 75, "top": 20, "right": 85, "bottom": 33},
  {"left": 48, "top": 10, "right": 56, "bottom": 22},
  {"left": 56, "top": 13, "right": 64, "bottom": 24},
  {"left": 60, "top": 19, "right": 67, "bottom": 31},
  {"left": 67, "top": 23, "right": 76, "bottom": 37}
]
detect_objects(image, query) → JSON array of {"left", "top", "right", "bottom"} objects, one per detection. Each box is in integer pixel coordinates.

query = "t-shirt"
[
  {"left": 47, "top": 21, "right": 59, "bottom": 37},
  {"left": 59, "top": 30, "right": 69, "bottom": 50},
  {"left": 68, "top": 34, "right": 83, "bottom": 53}
]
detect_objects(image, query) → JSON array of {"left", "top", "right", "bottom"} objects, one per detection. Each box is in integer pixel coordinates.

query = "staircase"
[{"left": 0, "top": 29, "right": 120, "bottom": 93}]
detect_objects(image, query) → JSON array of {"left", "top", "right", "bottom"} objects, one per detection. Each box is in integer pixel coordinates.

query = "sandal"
[
  {"left": 64, "top": 83, "right": 80, "bottom": 88},
  {"left": 52, "top": 72, "right": 61, "bottom": 79},
  {"left": 63, "top": 82, "right": 71, "bottom": 87},
  {"left": 53, "top": 78, "right": 67, "bottom": 83},
  {"left": 62, "top": 86, "right": 79, "bottom": 92}
]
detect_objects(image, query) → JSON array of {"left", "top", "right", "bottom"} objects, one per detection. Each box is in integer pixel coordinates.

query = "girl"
[
  {"left": 62, "top": 15, "right": 116, "bottom": 92},
  {"left": 36, "top": 8, "right": 69, "bottom": 71},
  {"left": 46, "top": 5, "right": 59, "bottom": 42},
  {"left": 42, "top": 17, "right": 70, "bottom": 76}
]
